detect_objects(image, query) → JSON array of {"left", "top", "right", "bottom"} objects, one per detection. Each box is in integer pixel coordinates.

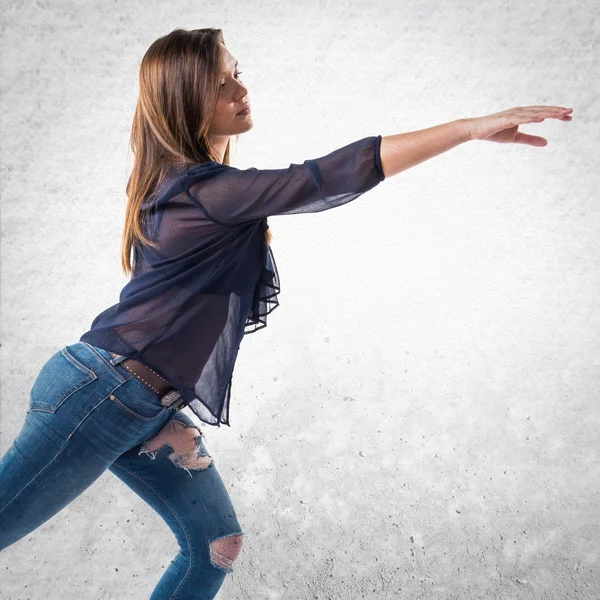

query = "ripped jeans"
[{"left": 0, "top": 341, "right": 244, "bottom": 599}]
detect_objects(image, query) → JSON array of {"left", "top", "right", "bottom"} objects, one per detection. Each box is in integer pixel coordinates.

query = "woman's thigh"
[
  {"left": 108, "top": 411, "right": 244, "bottom": 572},
  {"left": 0, "top": 341, "right": 176, "bottom": 551}
]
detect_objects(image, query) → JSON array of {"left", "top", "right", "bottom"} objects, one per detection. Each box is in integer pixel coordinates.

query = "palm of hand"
[
  {"left": 469, "top": 106, "right": 572, "bottom": 146},
  {"left": 486, "top": 124, "right": 522, "bottom": 144}
]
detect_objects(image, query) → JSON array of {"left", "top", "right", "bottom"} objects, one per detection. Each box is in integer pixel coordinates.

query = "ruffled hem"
[
  {"left": 244, "top": 221, "right": 281, "bottom": 335},
  {"left": 244, "top": 245, "right": 280, "bottom": 335}
]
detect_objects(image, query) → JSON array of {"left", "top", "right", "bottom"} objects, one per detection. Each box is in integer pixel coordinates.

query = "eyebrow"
[{"left": 223, "top": 60, "right": 238, "bottom": 73}]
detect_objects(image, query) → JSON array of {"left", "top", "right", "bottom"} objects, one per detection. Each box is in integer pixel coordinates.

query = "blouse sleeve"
[{"left": 180, "top": 135, "right": 385, "bottom": 226}]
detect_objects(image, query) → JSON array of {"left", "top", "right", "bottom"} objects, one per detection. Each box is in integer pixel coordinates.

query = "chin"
[{"left": 238, "top": 119, "right": 253, "bottom": 134}]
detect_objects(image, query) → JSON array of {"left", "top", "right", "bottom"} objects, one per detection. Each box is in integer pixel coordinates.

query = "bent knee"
[{"left": 209, "top": 533, "right": 244, "bottom": 573}]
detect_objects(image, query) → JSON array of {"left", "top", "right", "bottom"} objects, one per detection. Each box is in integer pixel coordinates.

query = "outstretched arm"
[
  {"left": 380, "top": 105, "right": 573, "bottom": 179},
  {"left": 183, "top": 105, "right": 572, "bottom": 226}
]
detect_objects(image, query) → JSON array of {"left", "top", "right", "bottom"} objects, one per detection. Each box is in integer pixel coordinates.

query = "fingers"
[
  {"left": 514, "top": 132, "right": 548, "bottom": 146},
  {"left": 515, "top": 106, "right": 573, "bottom": 120},
  {"left": 521, "top": 106, "right": 572, "bottom": 112}
]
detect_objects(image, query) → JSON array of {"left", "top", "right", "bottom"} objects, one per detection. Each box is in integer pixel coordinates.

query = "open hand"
[{"left": 466, "top": 106, "right": 573, "bottom": 146}]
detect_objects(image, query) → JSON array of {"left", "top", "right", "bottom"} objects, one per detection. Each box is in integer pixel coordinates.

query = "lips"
[{"left": 236, "top": 104, "right": 250, "bottom": 115}]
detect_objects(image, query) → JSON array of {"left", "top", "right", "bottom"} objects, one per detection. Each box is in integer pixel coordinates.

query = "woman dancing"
[{"left": 0, "top": 26, "right": 572, "bottom": 599}]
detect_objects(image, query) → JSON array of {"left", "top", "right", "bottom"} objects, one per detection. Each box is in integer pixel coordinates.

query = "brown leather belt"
[{"left": 109, "top": 351, "right": 183, "bottom": 408}]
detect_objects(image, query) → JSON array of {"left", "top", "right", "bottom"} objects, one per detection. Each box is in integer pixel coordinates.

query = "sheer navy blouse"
[{"left": 79, "top": 135, "right": 385, "bottom": 427}]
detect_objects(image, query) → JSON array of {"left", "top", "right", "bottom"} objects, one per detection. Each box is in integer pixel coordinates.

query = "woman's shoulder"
[{"left": 183, "top": 161, "right": 239, "bottom": 176}]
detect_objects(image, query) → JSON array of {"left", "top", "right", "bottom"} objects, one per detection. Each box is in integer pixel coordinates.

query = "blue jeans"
[{"left": 0, "top": 341, "right": 244, "bottom": 599}]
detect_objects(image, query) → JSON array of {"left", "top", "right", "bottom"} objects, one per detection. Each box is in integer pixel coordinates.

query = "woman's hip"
[{"left": 24, "top": 341, "right": 179, "bottom": 454}]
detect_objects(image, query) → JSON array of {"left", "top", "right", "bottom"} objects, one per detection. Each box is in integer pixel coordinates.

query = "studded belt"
[{"left": 109, "top": 351, "right": 184, "bottom": 409}]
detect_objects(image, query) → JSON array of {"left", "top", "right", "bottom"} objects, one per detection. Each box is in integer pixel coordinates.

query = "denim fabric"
[{"left": 0, "top": 341, "right": 244, "bottom": 599}]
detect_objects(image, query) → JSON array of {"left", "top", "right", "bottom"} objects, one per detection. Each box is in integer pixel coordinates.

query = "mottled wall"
[{"left": 1, "top": 0, "right": 598, "bottom": 598}]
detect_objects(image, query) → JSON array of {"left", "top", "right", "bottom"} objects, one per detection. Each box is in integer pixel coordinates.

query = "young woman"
[{"left": 0, "top": 27, "right": 572, "bottom": 599}]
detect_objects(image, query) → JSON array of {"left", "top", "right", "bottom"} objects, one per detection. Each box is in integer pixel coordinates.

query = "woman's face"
[{"left": 209, "top": 46, "right": 253, "bottom": 141}]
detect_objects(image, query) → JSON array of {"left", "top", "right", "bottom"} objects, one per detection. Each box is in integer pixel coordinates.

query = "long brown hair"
[{"left": 121, "top": 27, "right": 271, "bottom": 277}]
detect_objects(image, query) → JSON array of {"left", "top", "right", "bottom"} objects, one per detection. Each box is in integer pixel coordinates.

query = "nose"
[{"left": 236, "top": 82, "right": 248, "bottom": 100}]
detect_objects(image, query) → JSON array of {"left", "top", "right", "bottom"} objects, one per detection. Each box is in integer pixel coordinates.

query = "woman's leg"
[
  {"left": 0, "top": 342, "right": 175, "bottom": 551},
  {"left": 108, "top": 411, "right": 244, "bottom": 600}
]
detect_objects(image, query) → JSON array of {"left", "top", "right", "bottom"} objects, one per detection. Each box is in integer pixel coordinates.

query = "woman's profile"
[{"left": 0, "top": 27, "right": 573, "bottom": 598}]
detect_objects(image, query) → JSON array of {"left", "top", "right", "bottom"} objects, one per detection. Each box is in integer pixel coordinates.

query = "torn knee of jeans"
[
  {"left": 138, "top": 419, "right": 212, "bottom": 475},
  {"left": 209, "top": 533, "right": 244, "bottom": 573}
]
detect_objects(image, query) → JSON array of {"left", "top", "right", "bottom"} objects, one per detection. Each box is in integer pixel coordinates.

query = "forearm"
[{"left": 380, "top": 118, "right": 471, "bottom": 179}]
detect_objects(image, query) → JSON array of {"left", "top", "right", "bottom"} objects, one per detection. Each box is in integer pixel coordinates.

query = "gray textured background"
[{"left": 1, "top": 0, "right": 598, "bottom": 598}]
